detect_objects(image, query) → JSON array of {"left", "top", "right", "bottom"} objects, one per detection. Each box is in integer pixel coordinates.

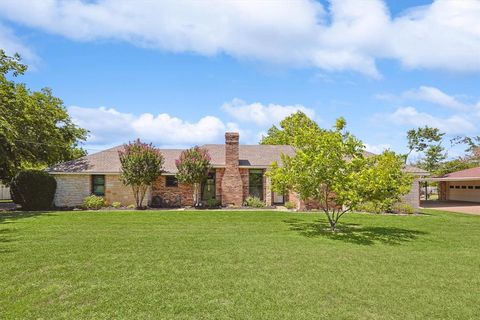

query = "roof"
[
  {"left": 404, "top": 165, "right": 429, "bottom": 175},
  {"left": 48, "top": 144, "right": 296, "bottom": 174},
  {"left": 424, "top": 166, "right": 480, "bottom": 182}
]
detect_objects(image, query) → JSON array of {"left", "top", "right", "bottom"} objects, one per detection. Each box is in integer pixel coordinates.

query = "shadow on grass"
[
  {"left": 283, "top": 218, "right": 427, "bottom": 246},
  {"left": 0, "top": 211, "right": 56, "bottom": 224}
]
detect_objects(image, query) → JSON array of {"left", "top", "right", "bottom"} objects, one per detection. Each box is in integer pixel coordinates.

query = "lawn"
[{"left": 1, "top": 209, "right": 479, "bottom": 319}]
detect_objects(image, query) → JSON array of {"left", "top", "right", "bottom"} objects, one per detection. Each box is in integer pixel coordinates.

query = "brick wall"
[
  {"left": 104, "top": 175, "right": 150, "bottom": 206},
  {"left": 401, "top": 177, "right": 421, "bottom": 209},
  {"left": 151, "top": 175, "right": 194, "bottom": 207},
  {"left": 240, "top": 168, "right": 249, "bottom": 203},
  {"left": 53, "top": 174, "right": 91, "bottom": 207},
  {"left": 221, "top": 132, "right": 243, "bottom": 206}
]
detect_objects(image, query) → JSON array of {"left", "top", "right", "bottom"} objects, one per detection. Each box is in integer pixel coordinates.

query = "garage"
[{"left": 429, "top": 167, "right": 480, "bottom": 203}]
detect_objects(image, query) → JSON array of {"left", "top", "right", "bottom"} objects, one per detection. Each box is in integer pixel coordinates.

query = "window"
[
  {"left": 449, "top": 185, "right": 454, "bottom": 189},
  {"left": 249, "top": 169, "right": 264, "bottom": 200},
  {"left": 468, "top": 186, "right": 474, "bottom": 189},
  {"left": 462, "top": 186, "right": 467, "bottom": 189},
  {"left": 455, "top": 186, "right": 460, "bottom": 189},
  {"left": 92, "top": 175, "right": 105, "bottom": 196},
  {"left": 475, "top": 186, "right": 480, "bottom": 190},
  {"left": 165, "top": 176, "right": 178, "bottom": 187}
]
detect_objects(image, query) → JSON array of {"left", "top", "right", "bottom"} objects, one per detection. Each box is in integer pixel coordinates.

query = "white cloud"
[
  {"left": 68, "top": 106, "right": 235, "bottom": 148},
  {"left": 403, "top": 86, "right": 469, "bottom": 110},
  {"left": 0, "top": 22, "right": 35, "bottom": 61},
  {"left": 0, "top": 0, "right": 479, "bottom": 76},
  {"left": 364, "top": 143, "right": 390, "bottom": 154},
  {"left": 387, "top": 106, "right": 476, "bottom": 134},
  {"left": 222, "top": 98, "right": 315, "bottom": 126}
]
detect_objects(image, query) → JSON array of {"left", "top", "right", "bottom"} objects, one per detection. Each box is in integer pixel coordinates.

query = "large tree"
[
  {"left": 0, "top": 50, "right": 87, "bottom": 183},
  {"left": 175, "top": 146, "right": 212, "bottom": 207},
  {"left": 119, "top": 140, "right": 164, "bottom": 209},
  {"left": 406, "top": 126, "right": 446, "bottom": 171},
  {"left": 260, "top": 111, "right": 321, "bottom": 145}
]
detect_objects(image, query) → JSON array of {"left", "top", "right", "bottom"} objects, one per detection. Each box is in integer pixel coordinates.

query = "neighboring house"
[
  {"left": 48, "top": 132, "right": 428, "bottom": 209},
  {"left": 0, "top": 183, "right": 11, "bottom": 200},
  {"left": 430, "top": 167, "right": 480, "bottom": 202}
]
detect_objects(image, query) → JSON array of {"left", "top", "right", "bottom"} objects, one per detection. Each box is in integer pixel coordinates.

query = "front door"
[{"left": 202, "top": 172, "right": 216, "bottom": 201}]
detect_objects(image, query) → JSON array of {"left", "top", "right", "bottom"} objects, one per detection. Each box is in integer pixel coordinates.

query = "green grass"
[{"left": 1, "top": 209, "right": 479, "bottom": 319}]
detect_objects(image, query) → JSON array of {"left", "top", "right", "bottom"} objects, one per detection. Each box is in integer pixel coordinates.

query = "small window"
[
  {"left": 468, "top": 186, "right": 474, "bottom": 189},
  {"left": 455, "top": 186, "right": 460, "bottom": 189},
  {"left": 475, "top": 186, "right": 480, "bottom": 190},
  {"left": 449, "top": 186, "right": 454, "bottom": 189},
  {"left": 92, "top": 175, "right": 105, "bottom": 196},
  {"left": 462, "top": 186, "right": 467, "bottom": 189},
  {"left": 166, "top": 176, "right": 178, "bottom": 187}
]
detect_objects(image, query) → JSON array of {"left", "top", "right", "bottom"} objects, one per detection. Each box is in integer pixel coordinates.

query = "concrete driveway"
[{"left": 421, "top": 200, "right": 480, "bottom": 215}]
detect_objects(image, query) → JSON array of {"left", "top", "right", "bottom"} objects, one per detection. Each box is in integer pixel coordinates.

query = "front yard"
[{"left": 1, "top": 209, "right": 479, "bottom": 319}]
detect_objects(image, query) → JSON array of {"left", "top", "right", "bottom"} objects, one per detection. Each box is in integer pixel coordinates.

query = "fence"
[{"left": 0, "top": 184, "right": 11, "bottom": 200}]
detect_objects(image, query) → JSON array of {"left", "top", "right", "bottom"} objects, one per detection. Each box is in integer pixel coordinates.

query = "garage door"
[{"left": 448, "top": 182, "right": 480, "bottom": 202}]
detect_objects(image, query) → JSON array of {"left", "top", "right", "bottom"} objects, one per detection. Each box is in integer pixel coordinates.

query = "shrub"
[
  {"left": 356, "top": 202, "right": 384, "bottom": 214},
  {"left": 244, "top": 196, "right": 265, "bottom": 208},
  {"left": 205, "top": 198, "right": 221, "bottom": 208},
  {"left": 10, "top": 169, "right": 57, "bottom": 210},
  {"left": 127, "top": 204, "right": 135, "bottom": 209},
  {"left": 111, "top": 201, "right": 122, "bottom": 208},
  {"left": 392, "top": 203, "right": 415, "bottom": 215},
  {"left": 284, "top": 201, "right": 296, "bottom": 210},
  {"left": 82, "top": 195, "right": 106, "bottom": 210}
]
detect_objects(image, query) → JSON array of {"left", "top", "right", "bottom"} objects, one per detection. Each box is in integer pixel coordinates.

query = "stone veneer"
[
  {"left": 53, "top": 174, "right": 91, "bottom": 207},
  {"left": 221, "top": 132, "right": 243, "bottom": 206},
  {"left": 151, "top": 175, "right": 194, "bottom": 207}
]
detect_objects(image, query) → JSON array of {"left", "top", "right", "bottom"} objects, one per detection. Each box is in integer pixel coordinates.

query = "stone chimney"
[{"left": 221, "top": 132, "right": 243, "bottom": 206}]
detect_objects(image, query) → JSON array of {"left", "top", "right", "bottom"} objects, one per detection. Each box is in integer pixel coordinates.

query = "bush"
[
  {"left": 10, "top": 169, "right": 57, "bottom": 210},
  {"left": 205, "top": 198, "right": 221, "bottom": 208},
  {"left": 111, "top": 201, "right": 122, "bottom": 208},
  {"left": 244, "top": 196, "right": 265, "bottom": 208},
  {"left": 127, "top": 204, "right": 135, "bottom": 209},
  {"left": 284, "top": 201, "right": 296, "bottom": 210},
  {"left": 356, "top": 202, "right": 384, "bottom": 214},
  {"left": 392, "top": 203, "right": 415, "bottom": 215},
  {"left": 82, "top": 195, "right": 106, "bottom": 210}
]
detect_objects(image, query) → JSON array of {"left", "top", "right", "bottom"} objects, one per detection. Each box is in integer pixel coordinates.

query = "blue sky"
[{"left": 0, "top": 0, "right": 479, "bottom": 161}]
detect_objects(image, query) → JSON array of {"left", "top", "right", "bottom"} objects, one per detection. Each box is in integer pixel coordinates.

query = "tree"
[
  {"left": 268, "top": 119, "right": 365, "bottom": 231},
  {"left": 0, "top": 50, "right": 87, "bottom": 184},
  {"left": 118, "top": 139, "right": 164, "bottom": 209},
  {"left": 354, "top": 151, "right": 413, "bottom": 213},
  {"left": 10, "top": 169, "right": 57, "bottom": 210},
  {"left": 406, "top": 126, "right": 446, "bottom": 170},
  {"left": 175, "top": 146, "right": 212, "bottom": 206},
  {"left": 260, "top": 111, "right": 321, "bottom": 145}
]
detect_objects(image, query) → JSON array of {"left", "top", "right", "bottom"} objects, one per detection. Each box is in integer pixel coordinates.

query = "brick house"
[{"left": 48, "top": 132, "right": 427, "bottom": 210}]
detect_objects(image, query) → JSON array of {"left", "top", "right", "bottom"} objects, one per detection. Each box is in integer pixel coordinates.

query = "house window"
[
  {"left": 92, "top": 175, "right": 105, "bottom": 196},
  {"left": 449, "top": 185, "right": 454, "bottom": 189},
  {"left": 165, "top": 176, "right": 178, "bottom": 187},
  {"left": 475, "top": 186, "right": 480, "bottom": 190},
  {"left": 455, "top": 186, "right": 460, "bottom": 189},
  {"left": 468, "top": 186, "right": 474, "bottom": 189},
  {"left": 249, "top": 169, "right": 264, "bottom": 200},
  {"left": 202, "top": 171, "right": 216, "bottom": 201}
]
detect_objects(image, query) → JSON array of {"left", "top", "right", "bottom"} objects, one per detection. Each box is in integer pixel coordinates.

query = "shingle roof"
[
  {"left": 48, "top": 143, "right": 428, "bottom": 176},
  {"left": 439, "top": 167, "right": 480, "bottom": 179},
  {"left": 48, "top": 144, "right": 296, "bottom": 174}
]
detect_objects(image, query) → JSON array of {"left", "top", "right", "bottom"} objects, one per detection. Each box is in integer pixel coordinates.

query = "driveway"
[{"left": 421, "top": 200, "right": 480, "bottom": 215}]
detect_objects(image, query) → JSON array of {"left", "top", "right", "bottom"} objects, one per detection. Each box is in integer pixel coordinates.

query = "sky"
[{"left": 0, "top": 0, "right": 479, "bottom": 160}]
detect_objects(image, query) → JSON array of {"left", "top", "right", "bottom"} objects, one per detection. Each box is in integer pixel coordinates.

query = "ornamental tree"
[
  {"left": 175, "top": 146, "right": 211, "bottom": 206},
  {"left": 268, "top": 118, "right": 365, "bottom": 231},
  {"left": 118, "top": 139, "right": 164, "bottom": 209}
]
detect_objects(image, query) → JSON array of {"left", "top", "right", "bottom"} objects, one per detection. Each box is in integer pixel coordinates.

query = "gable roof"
[
  {"left": 439, "top": 167, "right": 480, "bottom": 179},
  {"left": 48, "top": 144, "right": 296, "bottom": 174}
]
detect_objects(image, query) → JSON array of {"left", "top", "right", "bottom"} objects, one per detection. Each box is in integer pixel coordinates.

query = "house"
[
  {"left": 48, "top": 132, "right": 428, "bottom": 209},
  {"left": 429, "top": 167, "right": 480, "bottom": 202}
]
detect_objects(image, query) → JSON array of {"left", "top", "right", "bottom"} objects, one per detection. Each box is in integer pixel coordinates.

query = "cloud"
[
  {"left": 68, "top": 106, "right": 237, "bottom": 148},
  {"left": 0, "top": 22, "right": 35, "bottom": 60},
  {"left": 364, "top": 143, "right": 390, "bottom": 154},
  {"left": 0, "top": 0, "right": 479, "bottom": 76},
  {"left": 222, "top": 98, "right": 315, "bottom": 126},
  {"left": 403, "top": 86, "right": 469, "bottom": 110},
  {"left": 387, "top": 106, "right": 476, "bottom": 134}
]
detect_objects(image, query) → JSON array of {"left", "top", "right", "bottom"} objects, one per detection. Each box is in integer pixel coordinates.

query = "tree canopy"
[
  {"left": 268, "top": 118, "right": 411, "bottom": 231},
  {"left": 260, "top": 111, "right": 321, "bottom": 145},
  {"left": 0, "top": 50, "right": 87, "bottom": 183},
  {"left": 175, "top": 146, "right": 212, "bottom": 206},
  {"left": 119, "top": 139, "right": 164, "bottom": 209}
]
